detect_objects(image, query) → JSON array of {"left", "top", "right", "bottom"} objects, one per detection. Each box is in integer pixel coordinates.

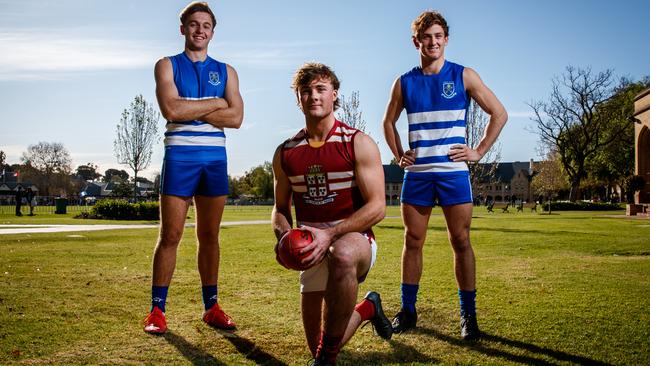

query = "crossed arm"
[{"left": 154, "top": 58, "right": 244, "bottom": 129}]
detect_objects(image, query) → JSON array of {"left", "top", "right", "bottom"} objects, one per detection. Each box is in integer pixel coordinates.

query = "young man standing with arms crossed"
[
  {"left": 144, "top": 1, "right": 244, "bottom": 334},
  {"left": 273, "top": 63, "right": 392, "bottom": 365},
  {"left": 382, "top": 11, "right": 507, "bottom": 340}
]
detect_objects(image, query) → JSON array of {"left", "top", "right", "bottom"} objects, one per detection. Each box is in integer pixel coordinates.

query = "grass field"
[{"left": 0, "top": 206, "right": 649, "bottom": 365}]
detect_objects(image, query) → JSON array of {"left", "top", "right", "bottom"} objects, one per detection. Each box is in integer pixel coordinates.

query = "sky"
[{"left": 1, "top": 0, "right": 649, "bottom": 179}]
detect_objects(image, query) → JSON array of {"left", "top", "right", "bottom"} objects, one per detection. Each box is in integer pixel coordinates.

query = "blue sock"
[
  {"left": 401, "top": 283, "right": 419, "bottom": 314},
  {"left": 202, "top": 285, "right": 218, "bottom": 311},
  {"left": 458, "top": 289, "right": 476, "bottom": 317},
  {"left": 151, "top": 286, "right": 168, "bottom": 312}
]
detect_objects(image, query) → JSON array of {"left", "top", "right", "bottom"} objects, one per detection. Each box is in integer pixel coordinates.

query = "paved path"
[{"left": 0, "top": 220, "right": 271, "bottom": 235}]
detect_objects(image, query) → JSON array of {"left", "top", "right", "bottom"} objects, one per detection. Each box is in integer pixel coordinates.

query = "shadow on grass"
[
  {"left": 163, "top": 331, "right": 227, "bottom": 366},
  {"left": 340, "top": 339, "right": 439, "bottom": 364},
  {"left": 418, "top": 327, "right": 613, "bottom": 366},
  {"left": 164, "top": 330, "right": 287, "bottom": 365},
  {"left": 219, "top": 331, "right": 289, "bottom": 366}
]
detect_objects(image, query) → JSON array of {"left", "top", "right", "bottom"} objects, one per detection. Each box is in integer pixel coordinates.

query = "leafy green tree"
[
  {"left": 111, "top": 180, "right": 134, "bottom": 198},
  {"left": 584, "top": 78, "right": 650, "bottom": 201},
  {"left": 531, "top": 151, "right": 569, "bottom": 214},
  {"left": 104, "top": 168, "right": 129, "bottom": 182},
  {"left": 76, "top": 163, "right": 101, "bottom": 181}
]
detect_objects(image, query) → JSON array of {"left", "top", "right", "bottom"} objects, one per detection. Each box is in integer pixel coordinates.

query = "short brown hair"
[
  {"left": 292, "top": 62, "right": 341, "bottom": 110},
  {"left": 180, "top": 2, "right": 217, "bottom": 29},
  {"left": 412, "top": 10, "right": 449, "bottom": 39}
]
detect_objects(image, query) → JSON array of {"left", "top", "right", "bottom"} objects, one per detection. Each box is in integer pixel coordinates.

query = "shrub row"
[
  {"left": 542, "top": 201, "right": 623, "bottom": 211},
  {"left": 90, "top": 199, "right": 159, "bottom": 220}
]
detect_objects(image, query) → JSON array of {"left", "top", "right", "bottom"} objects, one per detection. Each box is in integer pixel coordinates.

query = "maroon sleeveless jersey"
[{"left": 281, "top": 120, "right": 369, "bottom": 228}]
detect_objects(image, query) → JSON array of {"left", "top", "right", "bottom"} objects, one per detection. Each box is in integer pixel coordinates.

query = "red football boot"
[
  {"left": 202, "top": 303, "right": 236, "bottom": 330},
  {"left": 143, "top": 306, "right": 167, "bottom": 334}
]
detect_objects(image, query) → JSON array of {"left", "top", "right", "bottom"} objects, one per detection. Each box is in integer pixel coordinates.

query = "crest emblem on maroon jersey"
[{"left": 306, "top": 165, "right": 328, "bottom": 198}]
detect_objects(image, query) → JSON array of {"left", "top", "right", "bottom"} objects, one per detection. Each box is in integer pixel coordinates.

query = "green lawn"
[{"left": 0, "top": 207, "right": 648, "bottom": 365}]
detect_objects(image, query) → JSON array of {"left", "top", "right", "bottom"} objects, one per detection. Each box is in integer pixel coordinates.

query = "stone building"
[
  {"left": 474, "top": 160, "right": 538, "bottom": 204},
  {"left": 383, "top": 164, "right": 404, "bottom": 206},
  {"left": 632, "top": 87, "right": 650, "bottom": 215}
]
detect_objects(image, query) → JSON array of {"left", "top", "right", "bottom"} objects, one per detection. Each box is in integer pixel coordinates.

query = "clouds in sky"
[{"left": 0, "top": 29, "right": 168, "bottom": 81}]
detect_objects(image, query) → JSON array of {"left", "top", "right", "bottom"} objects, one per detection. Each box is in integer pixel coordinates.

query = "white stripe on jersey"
[
  {"left": 336, "top": 126, "right": 357, "bottom": 135},
  {"left": 180, "top": 96, "right": 222, "bottom": 101},
  {"left": 415, "top": 144, "right": 457, "bottom": 158},
  {"left": 327, "top": 171, "right": 353, "bottom": 180},
  {"left": 164, "top": 135, "right": 226, "bottom": 146},
  {"left": 407, "top": 109, "right": 466, "bottom": 124},
  {"left": 284, "top": 138, "right": 309, "bottom": 149},
  {"left": 291, "top": 185, "right": 307, "bottom": 193},
  {"left": 288, "top": 175, "right": 306, "bottom": 183},
  {"left": 409, "top": 126, "right": 466, "bottom": 143},
  {"left": 166, "top": 123, "right": 224, "bottom": 133},
  {"left": 329, "top": 181, "right": 357, "bottom": 191},
  {"left": 329, "top": 135, "right": 353, "bottom": 143},
  {"left": 405, "top": 161, "right": 468, "bottom": 173}
]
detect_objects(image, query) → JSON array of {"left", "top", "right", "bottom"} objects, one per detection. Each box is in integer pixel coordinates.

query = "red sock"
[
  {"left": 354, "top": 299, "right": 376, "bottom": 321},
  {"left": 315, "top": 331, "right": 343, "bottom": 363}
]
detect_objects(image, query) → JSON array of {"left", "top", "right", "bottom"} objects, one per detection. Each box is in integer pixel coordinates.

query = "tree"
[
  {"left": 337, "top": 91, "right": 366, "bottom": 132},
  {"left": 21, "top": 142, "right": 72, "bottom": 196},
  {"left": 466, "top": 99, "right": 501, "bottom": 202},
  {"left": 76, "top": 163, "right": 101, "bottom": 181},
  {"left": 0, "top": 150, "right": 5, "bottom": 168},
  {"left": 531, "top": 151, "right": 568, "bottom": 214},
  {"left": 584, "top": 78, "right": 650, "bottom": 201},
  {"left": 529, "top": 66, "right": 633, "bottom": 201},
  {"left": 104, "top": 168, "right": 130, "bottom": 182},
  {"left": 111, "top": 180, "right": 134, "bottom": 198},
  {"left": 247, "top": 162, "right": 274, "bottom": 199},
  {"left": 114, "top": 94, "right": 159, "bottom": 199}
]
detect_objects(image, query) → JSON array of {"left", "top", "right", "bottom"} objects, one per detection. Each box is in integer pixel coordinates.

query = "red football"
[{"left": 277, "top": 228, "right": 315, "bottom": 271}]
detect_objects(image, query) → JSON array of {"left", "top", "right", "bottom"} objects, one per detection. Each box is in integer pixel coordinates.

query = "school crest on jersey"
[
  {"left": 208, "top": 71, "right": 221, "bottom": 86},
  {"left": 442, "top": 81, "right": 457, "bottom": 99},
  {"left": 304, "top": 165, "right": 336, "bottom": 205},
  {"left": 306, "top": 165, "right": 328, "bottom": 198}
]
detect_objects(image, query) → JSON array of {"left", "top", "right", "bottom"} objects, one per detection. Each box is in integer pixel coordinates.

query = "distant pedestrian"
[
  {"left": 25, "top": 188, "right": 35, "bottom": 216},
  {"left": 15, "top": 186, "right": 23, "bottom": 216}
]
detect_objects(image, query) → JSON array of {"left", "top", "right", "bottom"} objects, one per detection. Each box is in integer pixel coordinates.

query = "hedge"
[
  {"left": 90, "top": 199, "right": 159, "bottom": 220},
  {"left": 542, "top": 201, "right": 623, "bottom": 211}
]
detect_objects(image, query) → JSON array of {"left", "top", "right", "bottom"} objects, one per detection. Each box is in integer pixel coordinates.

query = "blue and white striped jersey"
[
  {"left": 164, "top": 52, "right": 228, "bottom": 162},
  {"left": 400, "top": 60, "right": 470, "bottom": 179}
]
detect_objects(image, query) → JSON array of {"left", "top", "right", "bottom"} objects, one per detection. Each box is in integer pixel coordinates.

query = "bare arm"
[
  {"left": 272, "top": 145, "right": 293, "bottom": 240},
  {"left": 154, "top": 57, "right": 227, "bottom": 122},
  {"left": 201, "top": 64, "right": 244, "bottom": 129},
  {"left": 271, "top": 144, "right": 294, "bottom": 268},
  {"left": 449, "top": 67, "right": 508, "bottom": 162},
  {"left": 382, "top": 77, "right": 415, "bottom": 168},
  {"left": 300, "top": 133, "right": 386, "bottom": 266}
]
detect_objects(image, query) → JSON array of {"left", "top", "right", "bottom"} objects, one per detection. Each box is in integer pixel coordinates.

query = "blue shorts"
[
  {"left": 160, "top": 159, "right": 228, "bottom": 197},
  {"left": 401, "top": 173, "right": 473, "bottom": 207}
]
